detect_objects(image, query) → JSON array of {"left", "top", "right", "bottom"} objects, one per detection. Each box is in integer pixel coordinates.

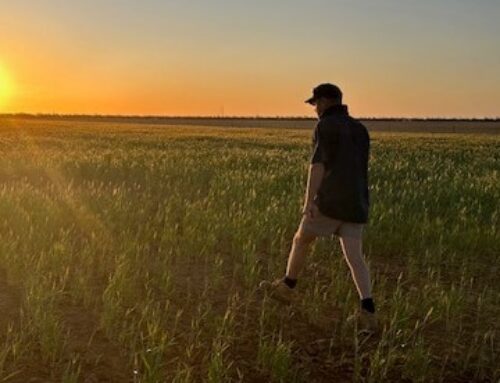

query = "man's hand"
[
  {"left": 302, "top": 202, "right": 320, "bottom": 219},
  {"left": 302, "top": 163, "right": 325, "bottom": 220}
]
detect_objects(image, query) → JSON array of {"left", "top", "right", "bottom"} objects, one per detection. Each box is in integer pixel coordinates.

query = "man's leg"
[
  {"left": 258, "top": 227, "right": 316, "bottom": 302},
  {"left": 285, "top": 228, "right": 317, "bottom": 281},
  {"left": 339, "top": 235, "right": 374, "bottom": 310}
]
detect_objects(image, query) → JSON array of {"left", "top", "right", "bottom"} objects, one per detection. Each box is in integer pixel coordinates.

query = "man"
[{"left": 259, "top": 83, "right": 378, "bottom": 334}]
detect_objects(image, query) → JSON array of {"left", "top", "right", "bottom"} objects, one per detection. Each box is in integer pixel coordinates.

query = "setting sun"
[{"left": 0, "top": 62, "right": 14, "bottom": 110}]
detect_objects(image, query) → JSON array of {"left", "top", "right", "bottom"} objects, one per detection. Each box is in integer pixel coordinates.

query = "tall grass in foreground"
[{"left": 0, "top": 119, "right": 498, "bottom": 382}]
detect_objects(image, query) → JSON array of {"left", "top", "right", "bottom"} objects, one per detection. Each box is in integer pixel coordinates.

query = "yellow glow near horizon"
[{"left": 0, "top": 62, "right": 14, "bottom": 110}]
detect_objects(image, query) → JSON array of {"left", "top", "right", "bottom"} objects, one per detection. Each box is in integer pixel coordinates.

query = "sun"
[{"left": 0, "top": 62, "right": 14, "bottom": 111}]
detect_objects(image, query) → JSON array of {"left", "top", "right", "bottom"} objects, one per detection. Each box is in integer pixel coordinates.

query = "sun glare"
[{"left": 0, "top": 62, "right": 14, "bottom": 111}]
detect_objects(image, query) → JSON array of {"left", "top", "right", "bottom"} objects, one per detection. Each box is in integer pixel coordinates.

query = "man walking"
[{"left": 259, "top": 83, "right": 377, "bottom": 333}]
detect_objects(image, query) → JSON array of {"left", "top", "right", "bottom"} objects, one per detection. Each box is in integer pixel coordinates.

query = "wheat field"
[{"left": 0, "top": 117, "right": 498, "bottom": 382}]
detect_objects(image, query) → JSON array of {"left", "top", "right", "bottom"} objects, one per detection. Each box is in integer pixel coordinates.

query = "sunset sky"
[{"left": 0, "top": 0, "right": 499, "bottom": 117}]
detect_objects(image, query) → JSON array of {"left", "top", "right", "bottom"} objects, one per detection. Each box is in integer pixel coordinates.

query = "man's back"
[{"left": 311, "top": 105, "right": 370, "bottom": 223}]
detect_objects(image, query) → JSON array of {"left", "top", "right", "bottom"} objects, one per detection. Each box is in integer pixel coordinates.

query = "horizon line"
[{"left": 1, "top": 112, "right": 499, "bottom": 121}]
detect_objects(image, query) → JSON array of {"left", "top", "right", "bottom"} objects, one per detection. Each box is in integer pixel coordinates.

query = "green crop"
[{"left": 0, "top": 118, "right": 498, "bottom": 382}]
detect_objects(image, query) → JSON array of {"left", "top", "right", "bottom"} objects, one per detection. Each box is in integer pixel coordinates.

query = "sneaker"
[
  {"left": 347, "top": 309, "right": 379, "bottom": 335},
  {"left": 357, "top": 309, "right": 379, "bottom": 335},
  {"left": 258, "top": 278, "right": 297, "bottom": 304}
]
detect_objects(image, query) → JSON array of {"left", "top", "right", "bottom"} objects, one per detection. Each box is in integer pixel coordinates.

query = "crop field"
[{"left": 0, "top": 117, "right": 498, "bottom": 382}]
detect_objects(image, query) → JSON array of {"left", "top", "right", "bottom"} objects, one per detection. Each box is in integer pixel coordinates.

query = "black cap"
[{"left": 305, "top": 83, "right": 342, "bottom": 104}]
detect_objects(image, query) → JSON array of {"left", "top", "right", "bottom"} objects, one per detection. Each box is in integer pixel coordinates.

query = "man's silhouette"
[{"left": 259, "top": 83, "right": 378, "bottom": 334}]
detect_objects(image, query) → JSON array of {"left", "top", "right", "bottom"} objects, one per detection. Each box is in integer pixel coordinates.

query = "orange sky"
[{"left": 1, "top": 1, "right": 499, "bottom": 118}]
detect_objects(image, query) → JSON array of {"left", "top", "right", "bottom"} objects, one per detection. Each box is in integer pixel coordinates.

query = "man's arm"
[
  {"left": 302, "top": 162, "right": 325, "bottom": 217},
  {"left": 303, "top": 122, "right": 328, "bottom": 217}
]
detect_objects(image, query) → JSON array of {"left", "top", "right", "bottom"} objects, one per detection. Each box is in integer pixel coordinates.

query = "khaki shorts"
[{"left": 298, "top": 209, "right": 364, "bottom": 239}]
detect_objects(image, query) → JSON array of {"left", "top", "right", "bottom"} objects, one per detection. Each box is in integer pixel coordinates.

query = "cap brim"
[{"left": 305, "top": 97, "right": 316, "bottom": 104}]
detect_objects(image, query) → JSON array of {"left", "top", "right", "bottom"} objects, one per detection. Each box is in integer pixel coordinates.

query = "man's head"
[{"left": 305, "top": 83, "right": 343, "bottom": 117}]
